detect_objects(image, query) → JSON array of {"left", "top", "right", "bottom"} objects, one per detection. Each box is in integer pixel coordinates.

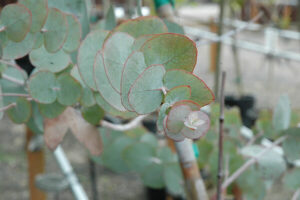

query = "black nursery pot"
[
  {"left": 145, "top": 187, "right": 184, "bottom": 200},
  {"left": 225, "top": 95, "right": 257, "bottom": 128}
]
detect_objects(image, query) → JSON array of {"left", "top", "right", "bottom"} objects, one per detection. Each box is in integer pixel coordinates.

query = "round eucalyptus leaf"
[
  {"left": 80, "top": 87, "right": 95, "bottom": 107},
  {"left": 132, "top": 35, "right": 153, "bottom": 51},
  {"left": 47, "top": 0, "right": 89, "bottom": 38},
  {"left": 283, "top": 168, "right": 300, "bottom": 190},
  {"left": 0, "top": 65, "right": 27, "bottom": 105},
  {"left": 38, "top": 101, "right": 66, "bottom": 119},
  {"left": 163, "top": 163, "right": 184, "bottom": 195},
  {"left": 181, "top": 111, "right": 210, "bottom": 139},
  {"left": 166, "top": 104, "right": 191, "bottom": 133},
  {"left": 103, "top": 32, "right": 135, "bottom": 93},
  {"left": 20, "top": 0, "right": 48, "bottom": 33},
  {"left": 56, "top": 74, "right": 82, "bottom": 106},
  {"left": 164, "top": 85, "right": 191, "bottom": 104},
  {"left": 140, "top": 134, "right": 158, "bottom": 148},
  {"left": 1, "top": 32, "right": 36, "bottom": 60},
  {"left": 29, "top": 45, "right": 70, "bottom": 72},
  {"left": 141, "top": 163, "right": 164, "bottom": 189},
  {"left": 113, "top": 16, "right": 167, "bottom": 38},
  {"left": 237, "top": 167, "right": 266, "bottom": 200},
  {"left": 94, "top": 93, "right": 136, "bottom": 119},
  {"left": 128, "top": 65, "right": 165, "bottom": 114},
  {"left": 241, "top": 145, "right": 286, "bottom": 180},
  {"left": 163, "top": 117, "right": 185, "bottom": 141},
  {"left": 164, "top": 70, "right": 215, "bottom": 107},
  {"left": 121, "top": 52, "right": 147, "bottom": 111},
  {"left": 43, "top": 8, "right": 68, "bottom": 53},
  {"left": 29, "top": 45, "right": 70, "bottom": 73},
  {"left": 6, "top": 97, "right": 31, "bottom": 124},
  {"left": 81, "top": 104, "right": 104, "bottom": 125},
  {"left": 77, "top": 30, "right": 109, "bottom": 90},
  {"left": 123, "top": 142, "right": 156, "bottom": 173},
  {"left": 101, "top": 136, "right": 135, "bottom": 173},
  {"left": 63, "top": 14, "right": 81, "bottom": 53},
  {"left": 28, "top": 71, "right": 57, "bottom": 104},
  {"left": 282, "top": 128, "right": 300, "bottom": 162},
  {"left": 1, "top": 4, "right": 32, "bottom": 42},
  {"left": 94, "top": 52, "right": 126, "bottom": 111},
  {"left": 141, "top": 33, "right": 197, "bottom": 72},
  {"left": 33, "top": 32, "right": 44, "bottom": 49}
]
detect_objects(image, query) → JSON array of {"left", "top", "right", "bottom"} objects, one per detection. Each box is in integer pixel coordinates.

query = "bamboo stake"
[
  {"left": 175, "top": 139, "right": 208, "bottom": 200},
  {"left": 26, "top": 128, "right": 46, "bottom": 200},
  {"left": 216, "top": 72, "right": 226, "bottom": 200},
  {"left": 214, "top": 0, "right": 225, "bottom": 100}
]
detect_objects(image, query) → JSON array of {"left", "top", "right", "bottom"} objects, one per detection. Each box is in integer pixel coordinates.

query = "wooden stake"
[
  {"left": 210, "top": 19, "right": 218, "bottom": 73},
  {"left": 26, "top": 128, "right": 46, "bottom": 200},
  {"left": 175, "top": 139, "right": 208, "bottom": 200},
  {"left": 216, "top": 72, "right": 226, "bottom": 200}
]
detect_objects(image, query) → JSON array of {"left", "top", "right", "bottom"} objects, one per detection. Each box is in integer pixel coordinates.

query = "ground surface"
[{"left": 1, "top": 4, "right": 300, "bottom": 200}]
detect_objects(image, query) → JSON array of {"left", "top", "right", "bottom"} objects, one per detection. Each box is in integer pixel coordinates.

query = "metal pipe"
[{"left": 54, "top": 146, "right": 89, "bottom": 200}]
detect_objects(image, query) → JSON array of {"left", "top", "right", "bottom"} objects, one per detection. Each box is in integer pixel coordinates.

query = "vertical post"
[
  {"left": 210, "top": 19, "right": 218, "bottom": 73},
  {"left": 26, "top": 128, "right": 46, "bottom": 200},
  {"left": 89, "top": 158, "right": 99, "bottom": 200},
  {"left": 250, "top": 0, "right": 259, "bottom": 20},
  {"left": 54, "top": 146, "right": 89, "bottom": 200},
  {"left": 214, "top": 0, "right": 225, "bottom": 100},
  {"left": 216, "top": 72, "right": 226, "bottom": 200},
  {"left": 175, "top": 139, "right": 208, "bottom": 200}
]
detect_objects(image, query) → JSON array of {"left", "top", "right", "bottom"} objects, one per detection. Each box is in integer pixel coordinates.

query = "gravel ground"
[{"left": 0, "top": 117, "right": 146, "bottom": 200}]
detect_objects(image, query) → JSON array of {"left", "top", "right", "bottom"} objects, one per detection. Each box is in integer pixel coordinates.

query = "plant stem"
[
  {"left": 0, "top": 93, "right": 29, "bottom": 97},
  {"left": 2, "top": 74, "right": 25, "bottom": 85},
  {"left": 214, "top": 0, "right": 225, "bottom": 100},
  {"left": 217, "top": 71, "right": 226, "bottom": 200},
  {"left": 100, "top": 115, "right": 148, "bottom": 131},
  {"left": 0, "top": 103, "right": 16, "bottom": 112},
  {"left": 222, "top": 136, "right": 287, "bottom": 190}
]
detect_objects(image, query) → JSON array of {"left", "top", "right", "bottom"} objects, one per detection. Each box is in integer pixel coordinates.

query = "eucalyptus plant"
[{"left": 0, "top": 1, "right": 214, "bottom": 157}]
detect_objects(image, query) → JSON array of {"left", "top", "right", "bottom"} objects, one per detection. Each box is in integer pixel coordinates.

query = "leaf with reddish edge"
[
  {"left": 121, "top": 51, "right": 147, "bottom": 111},
  {"left": 164, "top": 69, "right": 214, "bottom": 107},
  {"left": 102, "top": 32, "right": 135, "bottom": 93},
  {"left": 94, "top": 51, "right": 126, "bottom": 111},
  {"left": 63, "top": 14, "right": 82, "bottom": 53},
  {"left": 166, "top": 104, "right": 191, "bottom": 133},
  {"left": 94, "top": 93, "right": 137, "bottom": 119},
  {"left": 2, "top": 31, "right": 36, "bottom": 60},
  {"left": 77, "top": 30, "right": 109, "bottom": 90},
  {"left": 128, "top": 64, "right": 165, "bottom": 115},
  {"left": 112, "top": 16, "right": 167, "bottom": 38},
  {"left": 1, "top": 4, "right": 32, "bottom": 42},
  {"left": 43, "top": 8, "right": 68, "bottom": 53},
  {"left": 163, "top": 117, "right": 185, "bottom": 141},
  {"left": 181, "top": 111, "right": 210, "bottom": 139},
  {"left": 164, "top": 85, "right": 191, "bottom": 104},
  {"left": 20, "top": 0, "right": 48, "bottom": 33},
  {"left": 67, "top": 107, "right": 103, "bottom": 156},
  {"left": 173, "top": 100, "right": 201, "bottom": 111},
  {"left": 157, "top": 86, "right": 191, "bottom": 132},
  {"left": 141, "top": 33, "right": 197, "bottom": 72},
  {"left": 132, "top": 35, "right": 153, "bottom": 51}
]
